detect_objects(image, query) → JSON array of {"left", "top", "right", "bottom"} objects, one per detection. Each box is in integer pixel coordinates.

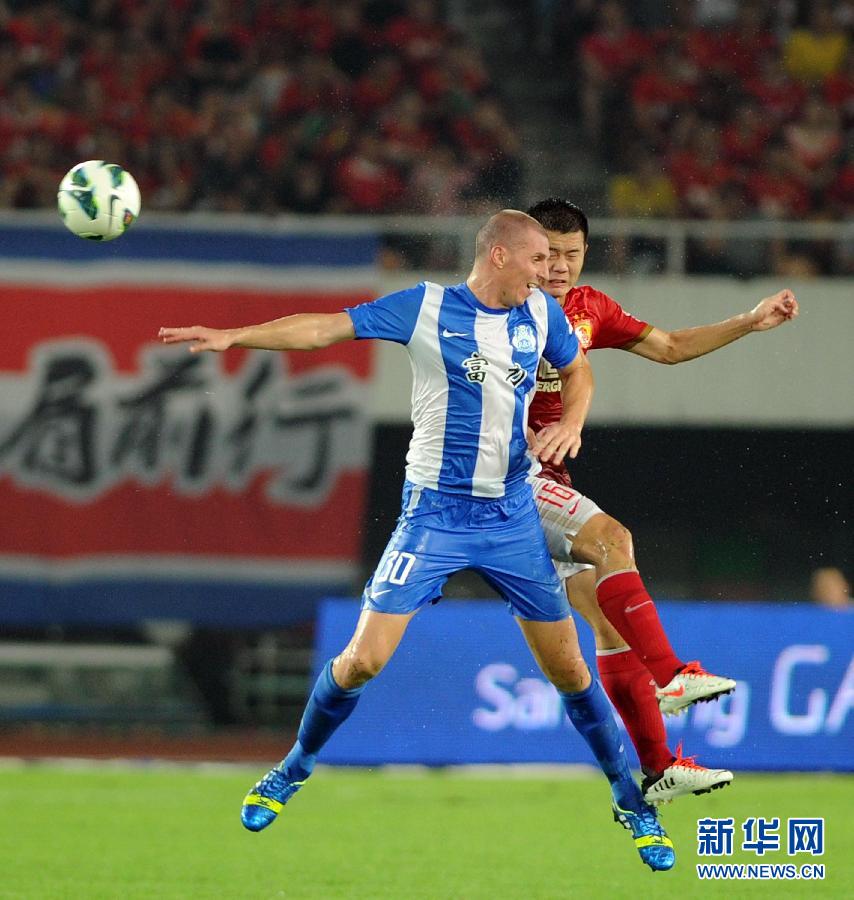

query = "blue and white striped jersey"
[{"left": 347, "top": 281, "right": 579, "bottom": 498}]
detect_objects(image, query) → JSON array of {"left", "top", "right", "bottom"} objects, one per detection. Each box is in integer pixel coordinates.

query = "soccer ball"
[{"left": 57, "top": 160, "right": 141, "bottom": 241}]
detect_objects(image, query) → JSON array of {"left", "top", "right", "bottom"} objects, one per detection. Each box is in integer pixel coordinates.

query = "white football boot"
[
  {"left": 656, "top": 660, "right": 737, "bottom": 716},
  {"left": 643, "top": 743, "right": 734, "bottom": 804}
]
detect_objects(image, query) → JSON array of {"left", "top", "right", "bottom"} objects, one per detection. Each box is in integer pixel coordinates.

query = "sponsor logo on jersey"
[
  {"left": 510, "top": 323, "right": 537, "bottom": 353},
  {"left": 505, "top": 363, "right": 527, "bottom": 387},
  {"left": 462, "top": 351, "right": 490, "bottom": 383},
  {"left": 536, "top": 357, "right": 561, "bottom": 392}
]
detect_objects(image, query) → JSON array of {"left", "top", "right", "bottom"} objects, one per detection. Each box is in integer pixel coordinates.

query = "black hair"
[{"left": 526, "top": 198, "right": 589, "bottom": 242}]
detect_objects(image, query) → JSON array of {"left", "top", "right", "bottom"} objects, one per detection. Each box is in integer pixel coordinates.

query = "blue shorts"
[{"left": 361, "top": 482, "right": 571, "bottom": 622}]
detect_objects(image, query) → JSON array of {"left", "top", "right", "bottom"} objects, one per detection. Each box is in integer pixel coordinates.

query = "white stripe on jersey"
[
  {"left": 471, "top": 310, "right": 514, "bottom": 497},
  {"left": 528, "top": 290, "right": 552, "bottom": 359},
  {"left": 523, "top": 290, "right": 553, "bottom": 482},
  {"left": 404, "top": 281, "right": 447, "bottom": 489}
]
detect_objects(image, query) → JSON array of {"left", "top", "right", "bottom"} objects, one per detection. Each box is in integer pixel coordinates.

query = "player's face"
[
  {"left": 497, "top": 229, "right": 550, "bottom": 308},
  {"left": 545, "top": 230, "right": 587, "bottom": 301}
]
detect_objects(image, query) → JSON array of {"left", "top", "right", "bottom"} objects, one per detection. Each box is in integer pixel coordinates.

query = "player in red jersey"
[{"left": 526, "top": 198, "right": 799, "bottom": 803}]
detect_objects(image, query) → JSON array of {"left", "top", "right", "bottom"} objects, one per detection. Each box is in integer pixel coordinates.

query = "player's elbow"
[{"left": 657, "top": 341, "right": 684, "bottom": 365}]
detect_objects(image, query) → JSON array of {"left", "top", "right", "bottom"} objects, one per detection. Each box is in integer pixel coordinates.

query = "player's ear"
[{"left": 491, "top": 244, "right": 506, "bottom": 268}]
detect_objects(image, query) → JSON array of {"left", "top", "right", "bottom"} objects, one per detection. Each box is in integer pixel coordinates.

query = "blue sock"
[
  {"left": 281, "top": 658, "right": 365, "bottom": 781},
  {"left": 560, "top": 677, "right": 644, "bottom": 812}
]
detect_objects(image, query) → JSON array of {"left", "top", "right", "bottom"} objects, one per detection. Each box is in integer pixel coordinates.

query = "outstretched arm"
[
  {"left": 159, "top": 312, "right": 356, "bottom": 353},
  {"left": 530, "top": 352, "right": 594, "bottom": 463},
  {"left": 627, "top": 289, "right": 799, "bottom": 365}
]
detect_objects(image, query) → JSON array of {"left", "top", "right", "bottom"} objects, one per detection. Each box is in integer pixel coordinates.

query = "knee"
[
  {"left": 546, "top": 655, "right": 590, "bottom": 694},
  {"left": 578, "top": 515, "right": 634, "bottom": 567},
  {"left": 597, "top": 516, "right": 633, "bottom": 555},
  {"left": 334, "top": 646, "right": 388, "bottom": 689}
]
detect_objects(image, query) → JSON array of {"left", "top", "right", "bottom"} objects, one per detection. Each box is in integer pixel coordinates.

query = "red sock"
[
  {"left": 597, "top": 647, "right": 674, "bottom": 775},
  {"left": 596, "top": 570, "right": 683, "bottom": 687}
]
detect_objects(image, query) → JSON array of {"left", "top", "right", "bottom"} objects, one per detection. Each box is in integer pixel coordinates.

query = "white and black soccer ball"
[{"left": 57, "top": 160, "right": 141, "bottom": 241}]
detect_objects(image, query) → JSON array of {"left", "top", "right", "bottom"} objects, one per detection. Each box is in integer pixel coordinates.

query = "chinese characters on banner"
[{"left": 0, "top": 285, "right": 373, "bottom": 581}]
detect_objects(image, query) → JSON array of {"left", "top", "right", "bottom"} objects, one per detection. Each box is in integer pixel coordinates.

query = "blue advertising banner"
[{"left": 314, "top": 599, "right": 853, "bottom": 772}]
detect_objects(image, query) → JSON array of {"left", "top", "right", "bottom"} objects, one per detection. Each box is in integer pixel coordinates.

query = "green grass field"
[{"left": 0, "top": 763, "right": 851, "bottom": 899}]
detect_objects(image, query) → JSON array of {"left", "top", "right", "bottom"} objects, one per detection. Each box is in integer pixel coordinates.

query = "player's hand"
[
  {"left": 749, "top": 290, "right": 799, "bottom": 331},
  {"left": 158, "top": 326, "right": 234, "bottom": 353},
  {"left": 530, "top": 421, "right": 583, "bottom": 464}
]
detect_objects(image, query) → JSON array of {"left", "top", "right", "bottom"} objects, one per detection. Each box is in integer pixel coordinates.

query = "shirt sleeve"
[
  {"left": 542, "top": 293, "right": 580, "bottom": 370},
  {"left": 592, "top": 290, "right": 651, "bottom": 349},
  {"left": 345, "top": 282, "right": 426, "bottom": 344}
]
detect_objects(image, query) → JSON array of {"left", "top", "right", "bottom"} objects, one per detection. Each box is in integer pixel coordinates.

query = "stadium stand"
[
  {"left": 507, "top": 0, "right": 851, "bottom": 275},
  {"left": 0, "top": 0, "right": 522, "bottom": 213},
  {"left": 0, "top": 0, "right": 851, "bottom": 272},
  {"left": 573, "top": 0, "right": 851, "bottom": 228}
]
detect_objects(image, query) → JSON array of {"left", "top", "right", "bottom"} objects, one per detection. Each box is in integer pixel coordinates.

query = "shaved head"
[
  {"left": 474, "top": 209, "right": 548, "bottom": 259},
  {"left": 467, "top": 208, "right": 550, "bottom": 309}
]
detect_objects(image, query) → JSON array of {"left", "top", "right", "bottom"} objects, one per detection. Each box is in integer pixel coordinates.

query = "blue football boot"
[
  {"left": 241, "top": 765, "right": 306, "bottom": 832},
  {"left": 612, "top": 799, "right": 676, "bottom": 871}
]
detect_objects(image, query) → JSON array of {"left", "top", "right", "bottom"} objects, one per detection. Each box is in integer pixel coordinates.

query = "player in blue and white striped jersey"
[
  {"left": 347, "top": 276, "right": 576, "bottom": 500},
  {"left": 160, "top": 210, "right": 675, "bottom": 871}
]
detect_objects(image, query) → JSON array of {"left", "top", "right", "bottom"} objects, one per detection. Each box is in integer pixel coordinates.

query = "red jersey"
[{"left": 529, "top": 285, "right": 651, "bottom": 485}]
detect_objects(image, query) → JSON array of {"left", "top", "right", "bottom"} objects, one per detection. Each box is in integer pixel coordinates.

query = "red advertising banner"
[{"left": 0, "top": 283, "right": 374, "bottom": 583}]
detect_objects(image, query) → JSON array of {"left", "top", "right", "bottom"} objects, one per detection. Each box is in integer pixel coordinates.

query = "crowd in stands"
[
  {"left": 565, "top": 0, "right": 852, "bottom": 273},
  {"left": 0, "top": 0, "right": 523, "bottom": 214},
  {"left": 2, "top": 0, "right": 852, "bottom": 276}
]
